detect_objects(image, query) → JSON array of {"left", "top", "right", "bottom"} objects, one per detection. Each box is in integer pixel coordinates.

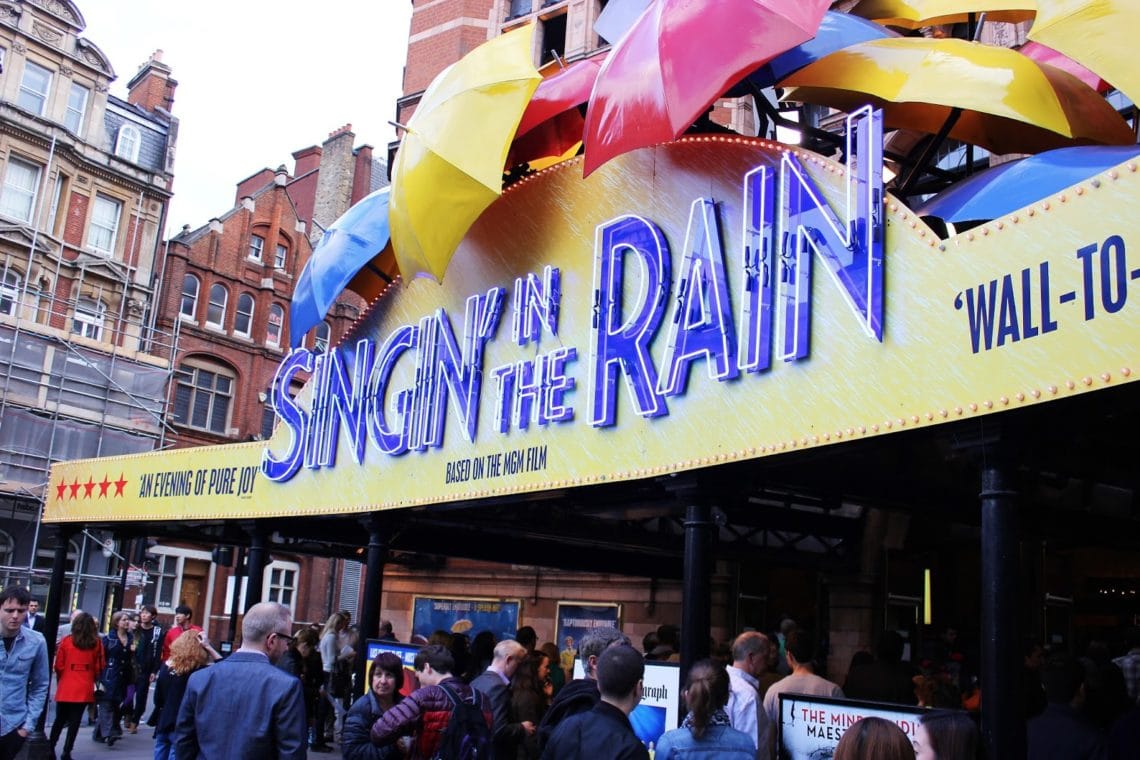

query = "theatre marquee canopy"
[{"left": 45, "top": 116, "right": 1140, "bottom": 523}]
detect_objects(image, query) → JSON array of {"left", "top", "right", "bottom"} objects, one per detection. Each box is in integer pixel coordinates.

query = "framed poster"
[
  {"left": 777, "top": 693, "right": 927, "bottom": 759},
  {"left": 411, "top": 596, "right": 521, "bottom": 641},
  {"left": 555, "top": 602, "right": 621, "bottom": 676}
]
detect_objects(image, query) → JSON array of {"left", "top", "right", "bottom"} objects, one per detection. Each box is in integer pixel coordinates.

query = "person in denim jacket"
[
  {"left": 0, "top": 586, "right": 49, "bottom": 760},
  {"left": 655, "top": 659, "right": 755, "bottom": 760}
]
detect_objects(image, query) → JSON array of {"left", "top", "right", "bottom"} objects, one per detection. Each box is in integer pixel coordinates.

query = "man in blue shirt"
[{"left": 0, "top": 586, "right": 49, "bottom": 760}]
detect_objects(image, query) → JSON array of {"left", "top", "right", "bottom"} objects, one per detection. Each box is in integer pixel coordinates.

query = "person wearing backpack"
[{"left": 370, "top": 644, "right": 493, "bottom": 759}]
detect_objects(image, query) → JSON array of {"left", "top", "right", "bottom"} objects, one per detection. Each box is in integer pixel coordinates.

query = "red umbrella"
[
  {"left": 507, "top": 54, "right": 606, "bottom": 168},
  {"left": 581, "top": 0, "right": 830, "bottom": 176},
  {"left": 1019, "top": 41, "right": 1112, "bottom": 94}
]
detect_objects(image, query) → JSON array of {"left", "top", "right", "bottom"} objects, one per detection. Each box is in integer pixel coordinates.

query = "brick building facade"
[{"left": 146, "top": 126, "right": 386, "bottom": 637}]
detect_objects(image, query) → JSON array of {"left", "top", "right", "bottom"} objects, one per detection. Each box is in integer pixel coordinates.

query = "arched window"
[
  {"left": 0, "top": 268, "right": 20, "bottom": 316},
  {"left": 266, "top": 303, "right": 284, "bottom": 347},
  {"left": 31, "top": 537, "right": 80, "bottom": 611},
  {"left": 206, "top": 283, "right": 227, "bottom": 328},
  {"left": 114, "top": 124, "right": 141, "bottom": 163},
  {"left": 314, "top": 321, "right": 331, "bottom": 353},
  {"left": 234, "top": 293, "right": 255, "bottom": 337},
  {"left": 179, "top": 274, "right": 199, "bottom": 320},
  {"left": 71, "top": 297, "right": 105, "bottom": 340},
  {"left": 173, "top": 358, "right": 236, "bottom": 435}
]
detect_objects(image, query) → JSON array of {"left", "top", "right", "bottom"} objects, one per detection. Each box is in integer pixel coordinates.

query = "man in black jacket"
[
  {"left": 471, "top": 639, "right": 530, "bottom": 758},
  {"left": 537, "top": 627, "right": 631, "bottom": 752},
  {"left": 541, "top": 644, "right": 648, "bottom": 760},
  {"left": 130, "top": 604, "right": 163, "bottom": 730}
]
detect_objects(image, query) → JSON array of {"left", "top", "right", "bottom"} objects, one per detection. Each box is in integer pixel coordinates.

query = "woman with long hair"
[
  {"left": 914, "top": 710, "right": 979, "bottom": 760},
  {"left": 151, "top": 630, "right": 210, "bottom": 760},
  {"left": 50, "top": 611, "right": 104, "bottom": 760},
  {"left": 314, "top": 611, "right": 348, "bottom": 751},
  {"left": 94, "top": 610, "right": 133, "bottom": 746},
  {"left": 510, "top": 650, "right": 553, "bottom": 759},
  {"left": 655, "top": 659, "right": 754, "bottom": 759},
  {"left": 833, "top": 717, "right": 916, "bottom": 760},
  {"left": 278, "top": 628, "right": 325, "bottom": 751},
  {"left": 341, "top": 652, "right": 405, "bottom": 760}
]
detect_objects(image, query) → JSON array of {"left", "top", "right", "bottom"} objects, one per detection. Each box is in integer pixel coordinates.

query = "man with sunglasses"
[{"left": 173, "top": 601, "right": 306, "bottom": 759}]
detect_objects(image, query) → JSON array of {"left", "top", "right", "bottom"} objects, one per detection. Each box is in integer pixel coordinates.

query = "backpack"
[{"left": 432, "top": 683, "right": 491, "bottom": 760}]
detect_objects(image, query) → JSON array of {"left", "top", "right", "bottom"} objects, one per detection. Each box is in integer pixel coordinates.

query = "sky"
[{"left": 79, "top": 1, "right": 412, "bottom": 237}]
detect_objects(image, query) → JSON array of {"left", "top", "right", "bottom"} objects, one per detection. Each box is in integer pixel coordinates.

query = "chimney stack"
[{"left": 127, "top": 50, "right": 177, "bottom": 117}]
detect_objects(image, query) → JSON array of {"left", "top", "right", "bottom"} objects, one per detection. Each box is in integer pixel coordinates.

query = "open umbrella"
[
  {"left": 289, "top": 188, "right": 394, "bottom": 347},
  {"left": 780, "top": 37, "right": 1135, "bottom": 156},
  {"left": 507, "top": 54, "right": 605, "bottom": 168},
  {"left": 745, "top": 10, "right": 896, "bottom": 90},
  {"left": 389, "top": 25, "right": 541, "bottom": 280},
  {"left": 581, "top": 0, "right": 831, "bottom": 176},
  {"left": 1028, "top": 0, "right": 1140, "bottom": 106},
  {"left": 1018, "top": 41, "right": 1110, "bottom": 93},
  {"left": 849, "top": 0, "right": 1036, "bottom": 28},
  {"left": 916, "top": 144, "right": 1140, "bottom": 223}
]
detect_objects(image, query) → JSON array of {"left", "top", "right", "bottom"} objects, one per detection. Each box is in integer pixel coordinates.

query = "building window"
[
  {"left": 314, "top": 321, "right": 330, "bottom": 353},
  {"left": 173, "top": 361, "right": 234, "bottom": 434},
  {"left": 266, "top": 303, "right": 284, "bottom": 347},
  {"left": 274, "top": 243, "right": 287, "bottom": 269},
  {"left": 265, "top": 561, "right": 299, "bottom": 610},
  {"left": 0, "top": 157, "right": 42, "bottom": 223},
  {"left": 89, "top": 194, "right": 122, "bottom": 255},
  {"left": 206, "top": 283, "right": 227, "bottom": 328},
  {"left": 248, "top": 234, "right": 264, "bottom": 262},
  {"left": 114, "top": 124, "right": 141, "bottom": 163},
  {"left": 0, "top": 268, "right": 20, "bottom": 316},
  {"left": 234, "top": 293, "right": 254, "bottom": 337},
  {"left": 149, "top": 552, "right": 179, "bottom": 609},
  {"left": 260, "top": 403, "right": 276, "bottom": 439},
  {"left": 540, "top": 13, "right": 568, "bottom": 65},
  {"left": 71, "top": 297, "right": 105, "bottom": 341},
  {"left": 31, "top": 538, "right": 79, "bottom": 612},
  {"left": 180, "top": 274, "right": 199, "bottom": 320},
  {"left": 65, "top": 82, "right": 88, "bottom": 134},
  {"left": 0, "top": 529, "right": 14, "bottom": 591},
  {"left": 18, "top": 61, "right": 51, "bottom": 116}
]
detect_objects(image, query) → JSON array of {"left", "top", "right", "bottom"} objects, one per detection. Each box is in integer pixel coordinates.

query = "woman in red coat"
[{"left": 50, "top": 611, "right": 105, "bottom": 760}]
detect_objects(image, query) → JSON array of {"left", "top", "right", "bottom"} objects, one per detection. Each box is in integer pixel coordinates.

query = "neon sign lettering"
[{"left": 262, "top": 109, "right": 884, "bottom": 483}]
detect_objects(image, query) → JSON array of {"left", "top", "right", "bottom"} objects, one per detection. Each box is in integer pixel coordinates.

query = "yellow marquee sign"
[{"left": 45, "top": 137, "right": 1140, "bottom": 522}]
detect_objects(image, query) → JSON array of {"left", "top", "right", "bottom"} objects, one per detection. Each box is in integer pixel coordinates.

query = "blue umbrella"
[
  {"left": 289, "top": 186, "right": 391, "bottom": 348},
  {"left": 917, "top": 145, "right": 1140, "bottom": 224},
  {"left": 746, "top": 11, "right": 895, "bottom": 90}
]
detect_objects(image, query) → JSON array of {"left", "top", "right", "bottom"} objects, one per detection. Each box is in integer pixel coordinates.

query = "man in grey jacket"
[{"left": 174, "top": 602, "right": 306, "bottom": 760}]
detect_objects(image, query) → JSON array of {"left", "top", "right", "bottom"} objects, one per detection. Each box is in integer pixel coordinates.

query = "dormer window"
[{"left": 114, "top": 125, "right": 141, "bottom": 163}]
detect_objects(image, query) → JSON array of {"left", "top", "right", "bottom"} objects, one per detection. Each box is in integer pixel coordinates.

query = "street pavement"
[{"left": 26, "top": 727, "right": 161, "bottom": 760}]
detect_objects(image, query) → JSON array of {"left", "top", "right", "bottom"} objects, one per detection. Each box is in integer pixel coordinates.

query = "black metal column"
[
  {"left": 30, "top": 527, "right": 74, "bottom": 748},
  {"left": 681, "top": 501, "right": 713, "bottom": 673},
  {"left": 244, "top": 523, "right": 268, "bottom": 613},
  {"left": 355, "top": 516, "right": 389, "bottom": 699},
  {"left": 980, "top": 464, "right": 1025, "bottom": 760}
]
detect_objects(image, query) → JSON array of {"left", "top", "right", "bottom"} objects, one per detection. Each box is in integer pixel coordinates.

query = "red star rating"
[{"left": 54, "top": 473, "right": 129, "bottom": 501}]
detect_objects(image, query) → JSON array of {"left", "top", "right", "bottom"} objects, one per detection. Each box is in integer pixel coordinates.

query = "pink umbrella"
[
  {"left": 1019, "top": 41, "right": 1112, "bottom": 94},
  {"left": 507, "top": 54, "right": 606, "bottom": 168},
  {"left": 582, "top": 0, "right": 831, "bottom": 176}
]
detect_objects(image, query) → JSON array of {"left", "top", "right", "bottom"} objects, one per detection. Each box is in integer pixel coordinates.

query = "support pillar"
[
  {"left": 681, "top": 501, "right": 713, "bottom": 673},
  {"left": 244, "top": 523, "right": 268, "bottom": 613},
  {"left": 980, "top": 463, "right": 1025, "bottom": 759},
  {"left": 29, "top": 528, "right": 74, "bottom": 751},
  {"left": 355, "top": 516, "right": 388, "bottom": 699}
]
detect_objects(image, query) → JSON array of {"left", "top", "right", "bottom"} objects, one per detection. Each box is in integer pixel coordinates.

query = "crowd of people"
[{"left": 3, "top": 583, "right": 1139, "bottom": 760}]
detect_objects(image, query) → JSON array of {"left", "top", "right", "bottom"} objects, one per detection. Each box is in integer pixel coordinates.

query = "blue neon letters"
[{"left": 261, "top": 109, "right": 884, "bottom": 482}]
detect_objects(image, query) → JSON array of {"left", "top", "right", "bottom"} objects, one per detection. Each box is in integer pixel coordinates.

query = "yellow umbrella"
[
  {"left": 780, "top": 37, "right": 1134, "bottom": 156},
  {"left": 389, "top": 25, "right": 541, "bottom": 281},
  {"left": 1028, "top": 0, "right": 1140, "bottom": 106},
  {"left": 849, "top": 0, "right": 1036, "bottom": 28}
]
